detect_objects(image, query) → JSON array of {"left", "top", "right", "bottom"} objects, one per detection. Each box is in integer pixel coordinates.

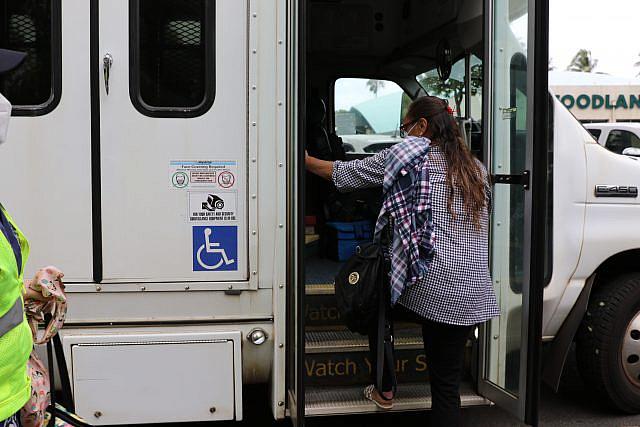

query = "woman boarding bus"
[{"left": 306, "top": 96, "right": 499, "bottom": 426}]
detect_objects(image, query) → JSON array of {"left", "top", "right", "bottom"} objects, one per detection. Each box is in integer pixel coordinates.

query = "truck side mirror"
[{"left": 622, "top": 147, "right": 640, "bottom": 157}]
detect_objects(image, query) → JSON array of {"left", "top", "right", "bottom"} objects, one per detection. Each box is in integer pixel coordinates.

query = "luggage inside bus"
[{"left": 301, "top": 0, "right": 488, "bottom": 415}]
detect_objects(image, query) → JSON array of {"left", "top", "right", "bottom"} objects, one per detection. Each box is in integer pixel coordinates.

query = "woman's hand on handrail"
[{"left": 305, "top": 151, "right": 334, "bottom": 181}]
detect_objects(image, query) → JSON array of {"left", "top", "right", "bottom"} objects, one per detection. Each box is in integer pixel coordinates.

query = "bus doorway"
[{"left": 288, "top": 0, "right": 548, "bottom": 425}]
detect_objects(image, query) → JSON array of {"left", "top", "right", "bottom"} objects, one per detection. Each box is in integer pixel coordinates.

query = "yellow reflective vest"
[{"left": 0, "top": 206, "right": 31, "bottom": 421}]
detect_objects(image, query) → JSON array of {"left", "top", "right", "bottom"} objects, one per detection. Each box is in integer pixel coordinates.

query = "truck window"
[
  {"left": 605, "top": 129, "right": 640, "bottom": 154},
  {"left": 587, "top": 128, "right": 602, "bottom": 139},
  {"left": 0, "top": 0, "right": 61, "bottom": 115},
  {"left": 334, "top": 78, "right": 407, "bottom": 154},
  {"left": 130, "top": 0, "right": 215, "bottom": 118}
]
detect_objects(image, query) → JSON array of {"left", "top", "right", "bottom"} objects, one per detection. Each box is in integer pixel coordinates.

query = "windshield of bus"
[{"left": 334, "top": 78, "right": 409, "bottom": 154}]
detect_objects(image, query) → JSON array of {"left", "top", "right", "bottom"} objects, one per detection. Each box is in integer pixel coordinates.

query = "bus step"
[
  {"left": 306, "top": 283, "right": 335, "bottom": 295},
  {"left": 304, "top": 382, "right": 489, "bottom": 416},
  {"left": 304, "top": 329, "right": 473, "bottom": 386},
  {"left": 305, "top": 328, "right": 423, "bottom": 353},
  {"left": 304, "top": 284, "right": 427, "bottom": 329},
  {"left": 304, "top": 286, "right": 342, "bottom": 328},
  {"left": 305, "top": 347, "right": 428, "bottom": 386}
]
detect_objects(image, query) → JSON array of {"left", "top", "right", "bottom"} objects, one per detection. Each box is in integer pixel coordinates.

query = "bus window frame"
[
  {"left": 128, "top": 0, "right": 216, "bottom": 119},
  {"left": 3, "top": 0, "right": 63, "bottom": 117}
]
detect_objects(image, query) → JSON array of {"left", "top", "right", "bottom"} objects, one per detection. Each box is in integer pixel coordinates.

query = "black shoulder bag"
[{"left": 335, "top": 217, "right": 396, "bottom": 393}]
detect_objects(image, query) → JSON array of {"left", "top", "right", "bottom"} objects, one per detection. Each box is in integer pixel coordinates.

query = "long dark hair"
[{"left": 406, "top": 96, "right": 487, "bottom": 227}]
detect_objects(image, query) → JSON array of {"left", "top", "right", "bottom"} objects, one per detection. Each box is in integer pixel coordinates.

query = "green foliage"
[
  {"left": 418, "top": 64, "right": 483, "bottom": 115},
  {"left": 567, "top": 49, "right": 598, "bottom": 73},
  {"left": 366, "top": 79, "right": 385, "bottom": 97}
]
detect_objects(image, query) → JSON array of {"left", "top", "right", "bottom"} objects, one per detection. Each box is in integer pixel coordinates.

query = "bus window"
[
  {"left": 417, "top": 57, "right": 467, "bottom": 116},
  {"left": 416, "top": 55, "right": 484, "bottom": 157},
  {"left": 130, "top": 0, "right": 215, "bottom": 118},
  {"left": 0, "top": 0, "right": 61, "bottom": 115}
]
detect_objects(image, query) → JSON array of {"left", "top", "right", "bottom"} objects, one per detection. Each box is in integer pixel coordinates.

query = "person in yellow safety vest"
[{"left": 0, "top": 48, "right": 62, "bottom": 427}]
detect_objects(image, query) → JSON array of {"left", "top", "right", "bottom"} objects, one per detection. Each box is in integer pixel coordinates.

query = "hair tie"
[{"left": 446, "top": 105, "right": 454, "bottom": 116}]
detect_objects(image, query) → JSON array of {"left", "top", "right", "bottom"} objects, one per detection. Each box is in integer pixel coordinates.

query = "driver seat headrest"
[{"left": 308, "top": 97, "right": 327, "bottom": 126}]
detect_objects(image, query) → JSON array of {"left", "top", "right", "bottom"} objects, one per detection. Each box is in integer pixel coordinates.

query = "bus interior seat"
[{"left": 306, "top": 96, "right": 333, "bottom": 159}]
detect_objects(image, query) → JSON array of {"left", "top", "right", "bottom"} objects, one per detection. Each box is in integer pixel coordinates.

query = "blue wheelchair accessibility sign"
[{"left": 192, "top": 226, "right": 238, "bottom": 271}]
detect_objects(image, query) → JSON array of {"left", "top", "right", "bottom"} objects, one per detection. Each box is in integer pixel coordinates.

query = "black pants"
[{"left": 368, "top": 305, "right": 473, "bottom": 427}]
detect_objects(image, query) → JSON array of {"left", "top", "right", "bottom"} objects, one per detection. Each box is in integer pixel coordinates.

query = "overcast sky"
[{"left": 549, "top": 0, "right": 640, "bottom": 78}]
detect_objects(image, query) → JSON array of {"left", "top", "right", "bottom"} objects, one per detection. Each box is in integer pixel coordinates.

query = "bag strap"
[
  {"left": 46, "top": 322, "right": 92, "bottom": 427},
  {"left": 375, "top": 259, "right": 397, "bottom": 394},
  {"left": 375, "top": 275, "right": 385, "bottom": 392},
  {"left": 53, "top": 333, "right": 75, "bottom": 411},
  {"left": 46, "top": 338, "right": 56, "bottom": 427}
]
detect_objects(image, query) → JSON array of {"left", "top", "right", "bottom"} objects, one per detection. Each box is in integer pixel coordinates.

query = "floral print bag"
[{"left": 19, "top": 267, "right": 69, "bottom": 427}]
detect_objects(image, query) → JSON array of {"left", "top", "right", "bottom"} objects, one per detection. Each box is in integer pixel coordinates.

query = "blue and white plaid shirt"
[
  {"left": 333, "top": 141, "right": 499, "bottom": 326},
  {"left": 374, "top": 137, "right": 435, "bottom": 304}
]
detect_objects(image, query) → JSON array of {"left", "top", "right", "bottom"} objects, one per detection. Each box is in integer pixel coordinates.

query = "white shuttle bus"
[{"left": 2, "top": 0, "right": 640, "bottom": 426}]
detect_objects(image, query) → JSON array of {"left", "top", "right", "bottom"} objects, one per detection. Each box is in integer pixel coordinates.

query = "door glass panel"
[{"left": 485, "top": 0, "right": 529, "bottom": 396}]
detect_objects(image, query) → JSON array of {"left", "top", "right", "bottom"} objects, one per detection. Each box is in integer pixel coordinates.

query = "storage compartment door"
[{"left": 72, "top": 337, "right": 241, "bottom": 424}]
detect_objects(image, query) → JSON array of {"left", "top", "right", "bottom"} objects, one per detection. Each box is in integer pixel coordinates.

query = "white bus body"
[{"left": 1, "top": 0, "right": 640, "bottom": 425}]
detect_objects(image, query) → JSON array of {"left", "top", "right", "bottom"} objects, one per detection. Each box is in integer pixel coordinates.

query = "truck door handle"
[
  {"left": 103, "top": 53, "right": 113, "bottom": 95},
  {"left": 492, "top": 170, "right": 530, "bottom": 190}
]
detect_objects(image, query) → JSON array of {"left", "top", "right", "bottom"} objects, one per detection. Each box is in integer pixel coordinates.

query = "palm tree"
[
  {"left": 366, "top": 79, "right": 385, "bottom": 97},
  {"left": 567, "top": 49, "right": 598, "bottom": 73}
]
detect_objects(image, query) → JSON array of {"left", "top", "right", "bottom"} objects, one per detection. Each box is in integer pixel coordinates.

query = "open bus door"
[
  {"left": 287, "top": 0, "right": 548, "bottom": 425},
  {"left": 478, "top": 0, "right": 548, "bottom": 425},
  {"left": 287, "top": 0, "right": 306, "bottom": 425}
]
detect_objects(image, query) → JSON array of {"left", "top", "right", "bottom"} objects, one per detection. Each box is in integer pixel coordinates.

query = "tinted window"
[
  {"left": 0, "top": 0, "right": 61, "bottom": 115},
  {"left": 130, "top": 0, "right": 215, "bottom": 117},
  {"left": 587, "top": 128, "right": 601, "bottom": 139},
  {"left": 507, "top": 55, "right": 553, "bottom": 289},
  {"left": 605, "top": 129, "right": 640, "bottom": 154}
]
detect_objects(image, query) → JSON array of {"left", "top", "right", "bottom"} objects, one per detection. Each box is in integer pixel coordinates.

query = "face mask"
[{"left": 0, "top": 93, "right": 11, "bottom": 145}]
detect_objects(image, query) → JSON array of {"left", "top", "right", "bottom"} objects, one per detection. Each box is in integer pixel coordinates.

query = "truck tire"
[{"left": 576, "top": 273, "right": 640, "bottom": 413}]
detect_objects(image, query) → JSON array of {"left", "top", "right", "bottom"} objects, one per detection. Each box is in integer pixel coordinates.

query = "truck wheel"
[{"left": 576, "top": 273, "right": 640, "bottom": 413}]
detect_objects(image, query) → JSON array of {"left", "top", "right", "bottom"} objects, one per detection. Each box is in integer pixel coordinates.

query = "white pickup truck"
[{"left": 584, "top": 122, "right": 640, "bottom": 157}]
